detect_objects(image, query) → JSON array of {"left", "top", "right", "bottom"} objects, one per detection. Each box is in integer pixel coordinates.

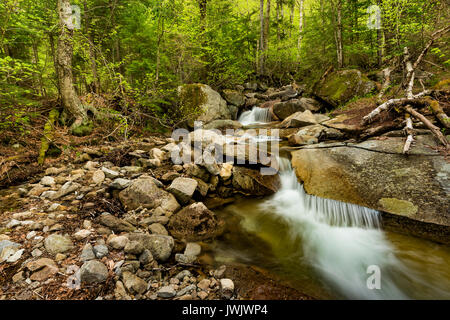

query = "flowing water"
[
  {"left": 238, "top": 107, "right": 272, "bottom": 125},
  {"left": 213, "top": 156, "right": 450, "bottom": 299}
]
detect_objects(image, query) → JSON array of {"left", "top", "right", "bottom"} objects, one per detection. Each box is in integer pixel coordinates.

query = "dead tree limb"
[
  {"left": 402, "top": 112, "right": 414, "bottom": 154},
  {"left": 362, "top": 91, "right": 431, "bottom": 124},
  {"left": 377, "top": 67, "right": 393, "bottom": 104},
  {"left": 425, "top": 97, "right": 450, "bottom": 129},
  {"left": 404, "top": 105, "right": 449, "bottom": 148}
]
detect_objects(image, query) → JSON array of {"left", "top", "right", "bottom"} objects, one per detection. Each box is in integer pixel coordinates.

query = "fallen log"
[{"left": 404, "top": 105, "right": 449, "bottom": 148}]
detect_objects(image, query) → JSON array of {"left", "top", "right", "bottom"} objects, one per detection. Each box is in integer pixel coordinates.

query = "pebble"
[
  {"left": 74, "top": 229, "right": 92, "bottom": 240},
  {"left": 157, "top": 285, "right": 176, "bottom": 298},
  {"left": 40, "top": 176, "right": 55, "bottom": 186},
  {"left": 93, "top": 244, "right": 108, "bottom": 259},
  {"left": 220, "top": 279, "right": 234, "bottom": 299}
]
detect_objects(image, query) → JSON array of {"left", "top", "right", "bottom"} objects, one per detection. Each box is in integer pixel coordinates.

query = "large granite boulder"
[
  {"left": 290, "top": 135, "right": 450, "bottom": 243},
  {"left": 178, "top": 84, "right": 237, "bottom": 123}
]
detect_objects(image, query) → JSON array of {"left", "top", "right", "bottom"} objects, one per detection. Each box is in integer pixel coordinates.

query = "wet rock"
[
  {"left": 167, "top": 177, "right": 198, "bottom": 205},
  {"left": 168, "top": 202, "right": 224, "bottom": 241},
  {"left": 99, "top": 213, "right": 136, "bottom": 233},
  {"left": 161, "top": 172, "right": 180, "bottom": 183},
  {"left": 213, "top": 265, "right": 226, "bottom": 279},
  {"left": 119, "top": 177, "right": 180, "bottom": 213},
  {"left": 232, "top": 166, "right": 281, "bottom": 196},
  {"left": 80, "top": 260, "right": 109, "bottom": 284},
  {"left": 44, "top": 234, "right": 74, "bottom": 255},
  {"left": 219, "top": 163, "right": 233, "bottom": 180}
]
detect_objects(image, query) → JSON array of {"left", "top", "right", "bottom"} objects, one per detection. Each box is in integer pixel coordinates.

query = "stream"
[{"left": 210, "top": 110, "right": 450, "bottom": 300}]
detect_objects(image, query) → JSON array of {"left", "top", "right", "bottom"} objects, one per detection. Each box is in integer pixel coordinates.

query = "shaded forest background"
[{"left": 0, "top": 0, "right": 449, "bottom": 135}]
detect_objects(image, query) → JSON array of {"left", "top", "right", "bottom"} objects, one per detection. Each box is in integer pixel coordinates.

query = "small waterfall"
[
  {"left": 275, "top": 157, "right": 381, "bottom": 229},
  {"left": 238, "top": 107, "right": 272, "bottom": 125},
  {"left": 262, "top": 156, "right": 411, "bottom": 299}
]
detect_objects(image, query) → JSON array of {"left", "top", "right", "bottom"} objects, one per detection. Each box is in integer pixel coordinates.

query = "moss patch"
[
  {"left": 38, "top": 109, "right": 59, "bottom": 165},
  {"left": 315, "top": 70, "right": 376, "bottom": 108},
  {"left": 378, "top": 198, "right": 418, "bottom": 217},
  {"left": 179, "top": 84, "right": 207, "bottom": 111},
  {"left": 71, "top": 121, "right": 94, "bottom": 137}
]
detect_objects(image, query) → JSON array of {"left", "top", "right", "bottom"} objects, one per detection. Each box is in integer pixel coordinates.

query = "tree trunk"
[
  {"left": 258, "top": 0, "right": 265, "bottom": 75},
  {"left": 336, "top": 0, "right": 343, "bottom": 68},
  {"left": 84, "top": 1, "right": 100, "bottom": 94},
  {"left": 297, "top": 0, "right": 304, "bottom": 62},
  {"left": 262, "top": 0, "right": 271, "bottom": 75},
  {"left": 57, "top": 0, "right": 87, "bottom": 129}
]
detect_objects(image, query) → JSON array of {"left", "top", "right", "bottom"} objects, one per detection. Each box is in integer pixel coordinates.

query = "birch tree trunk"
[
  {"left": 57, "top": 0, "right": 87, "bottom": 130},
  {"left": 84, "top": 1, "right": 100, "bottom": 94},
  {"left": 258, "top": 0, "right": 265, "bottom": 75},
  {"left": 297, "top": 0, "right": 304, "bottom": 61},
  {"left": 336, "top": 0, "right": 343, "bottom": 68}
]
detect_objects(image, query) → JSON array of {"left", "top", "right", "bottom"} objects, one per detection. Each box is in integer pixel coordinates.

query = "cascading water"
[
  {"left": 259, "top": 157, "right": 420, "bottom": 299},
  {"left": 238, "top": 107, "right": 272, "bottom": 125}
]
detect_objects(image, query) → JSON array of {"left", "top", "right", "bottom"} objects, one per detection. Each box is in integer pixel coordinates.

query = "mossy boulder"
[
  {"left": 314, "top": 69, "right": 376, "bottom": 108},
  {"left": 291, "top": 135, "right": 450, "bottom": 243},
  {"left": 178, "top": 84, "right": 236, "bottom": 124}
]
